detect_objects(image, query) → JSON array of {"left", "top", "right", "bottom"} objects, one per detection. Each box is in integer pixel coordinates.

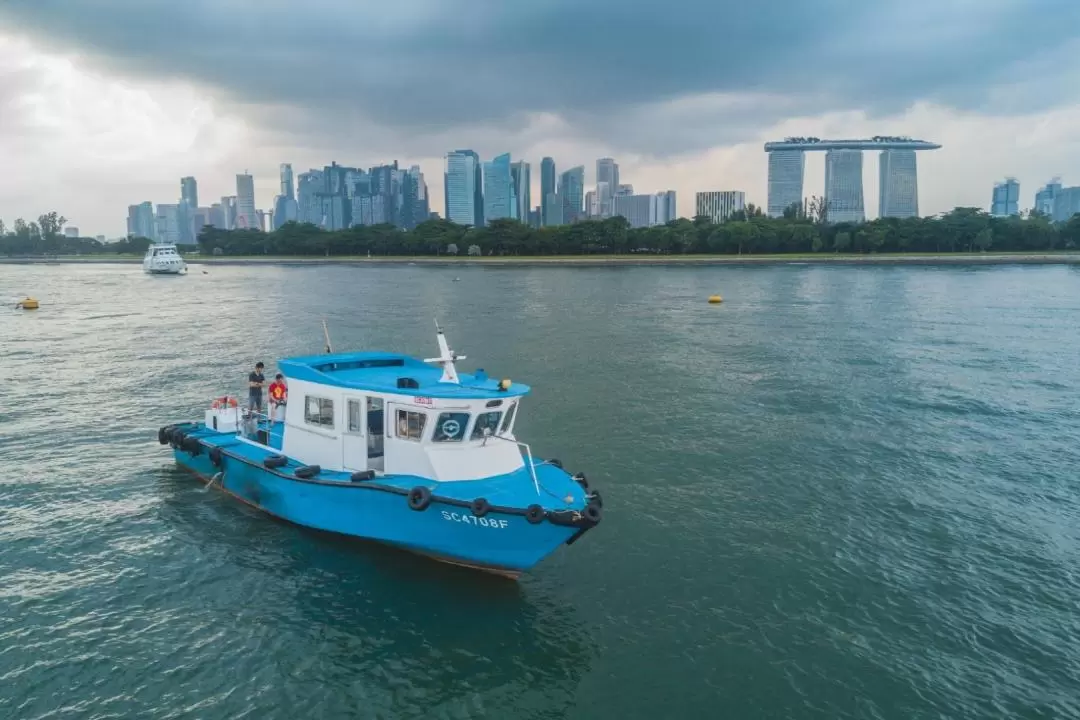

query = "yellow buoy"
[
  {"left": 16, "top": 297, "right": 39, "bottom": 310},
  {"left": 708, "top": 294, "right": 723, "bottom": 304}
]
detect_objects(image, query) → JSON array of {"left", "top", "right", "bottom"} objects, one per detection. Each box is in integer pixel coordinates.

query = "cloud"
[{"left": 1, "top": 0, "right": 1078, "bottom": 157}]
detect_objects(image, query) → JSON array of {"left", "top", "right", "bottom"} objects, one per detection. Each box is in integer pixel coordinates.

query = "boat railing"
[{"left": 484, "top": 431, "right": 541, "bottom": 496}]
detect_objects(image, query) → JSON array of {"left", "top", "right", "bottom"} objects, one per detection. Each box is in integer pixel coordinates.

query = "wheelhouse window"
[
  {"left": 471, "top": 411, "right": 503, "bottom": 440},
  {"left": 433, "top": 412, "right": 469, "bottom": 442},
  {"left": 500, "top": 402, "right": 517, "bottom": 434},
  {"left": 304, "top": 396, "right": 335, "bottom": 428},
  {"left": 396, "top": 409, "right": 427, "bottom": 441},
  {"left": 347, "top": 399, "right": 363, "bottom": 433}
]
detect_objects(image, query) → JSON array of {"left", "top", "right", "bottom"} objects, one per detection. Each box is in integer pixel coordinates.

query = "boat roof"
[{"left": 278, "top": 351, "right": 531, "bottom": 399}]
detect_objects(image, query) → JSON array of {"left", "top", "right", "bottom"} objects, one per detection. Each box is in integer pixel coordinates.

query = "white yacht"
[{"left": 143, "top": 243, "right": 188, "bottom": 275}]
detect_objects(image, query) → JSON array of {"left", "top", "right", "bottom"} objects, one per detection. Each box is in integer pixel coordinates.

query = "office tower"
[
  {"left": 297, "top": 170, "right": 324, "bottom": 225},
  {"left": 653, "top": 191, "right": 677, "bottom": 224},
  {"left": 154, "top": 204, "right": 181, "bottom": 243},
  {"left": 540, "top": 157, "right": 556, "bottom": 226},
  {"left": 482, "top": 153, "right": 513, "bottom": 223},
  {"left": 544, "top": 192, "right": 563, "bottom": 226},
  {"left": 559, "top": 166, "right": 585, "bottom": 224},
  {"left": 990, "top": 178, "right": 1020, "bottom": 217},
  {"left": 612, "top": 194, "right": 653, "bottom": 228},
  {"left": 596, "top": 157, "right": 619, "bottom": 218},
  {"left": 221, "top": 196, "right": 238, "bottom": 230},
  {"left": 445, "top": 150, "right": 482, "bottom": 226},
  {"left": 235, "top": 173, "right": 258, "bottom": 229},
  {"left": 1034, "top": 178, "right": 1062, "bottom": 219},
  {"left": 126, "top": 201, "right": 156, "bottom": 239},
  {"left": 695, "top": 191, "right": 746, "bottom": 223},
  {"left": 824, "top": 150, "right": 865, "bottom": 223},
  {"left": 274, "top": 163, "right": 299, "bottom": 229},
  {"left": 878, "top": 150, "right": 919, "bottom": 218},
  {"left": 510, "top": 161, "right": 531, "bottom": 223}
]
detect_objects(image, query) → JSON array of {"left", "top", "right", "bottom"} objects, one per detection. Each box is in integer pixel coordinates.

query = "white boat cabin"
[{"left": 215, "top": 331, "right": 530, "bottom": 482}]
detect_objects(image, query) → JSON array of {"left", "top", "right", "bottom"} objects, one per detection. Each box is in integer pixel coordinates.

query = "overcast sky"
[{"left": 2, "top": 0, "right": 1079, "bottom": 236}]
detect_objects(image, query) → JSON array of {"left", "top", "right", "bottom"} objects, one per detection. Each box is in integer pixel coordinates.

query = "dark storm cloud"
[{"left": 1, "top": 0, "right": 1078, "bottom": 153}]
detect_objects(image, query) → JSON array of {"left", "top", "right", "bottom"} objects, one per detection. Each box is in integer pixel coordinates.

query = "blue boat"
[{"left": 157, "top": 326, "right": 602, "bottom": 578}]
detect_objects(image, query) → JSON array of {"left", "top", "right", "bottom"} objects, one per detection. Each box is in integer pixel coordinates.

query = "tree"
[
  {"left": 467, "top": 244, "right": 481, "bottom": 256},
  {"left": 833, "top": 231, "right": 851, "bottom": 253},
  {"left": 446, "top": 243, "right": 459, "bottom": 256},
  {"left": 974, "top": 228, "right": 993, "bottom": 252}
]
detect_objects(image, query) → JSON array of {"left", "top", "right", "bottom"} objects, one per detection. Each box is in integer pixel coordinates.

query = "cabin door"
[{"left": 342, "top": 396, "right": 368, "bottom": 471}]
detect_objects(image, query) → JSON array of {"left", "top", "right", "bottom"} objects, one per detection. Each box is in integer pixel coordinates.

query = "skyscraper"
[
  {"left": 612, "top": 194, "right": 653, "bottom": 228},
  {"left": 824, "top": 150, "right": 865, "bottom": 223},
  {"left": 445, "top": 150, "right": 482, "bottom": 226},
  {"left": 297, "top": 170, "right": 324, "bottom": 225},
  {"left": 155, "top": 204, "right": 181, "bottom": 243},
  {"left": 540, "top": 157, "right": 556, "bottom": 226},
  {"left": 990, "top": 178, "right": 1020, "bottom": 217},
  {"left": 695, "top": 191, "right": 745, "bottom": 223},
  {"left": 767, "top": 149, "right": 805, "bottom": 217},
  {"left": 180, "top": 177, "right": 198, "bottom": 209},
  {"left": 653, "top": 191, "right": 677, "bottom": 225},
  {"left": 482, "top": 154, "right": 513, "bottom": 224},
  {"left": 878, "top": 150, "right": 919, "bottom": 218},
  {"left": 1034, "top": 178, "right": 1062, "bottom": 218},
  {"left": 235, "top": 173, "right": 258, "bottom": 229},
  {"left": 280, "top": 163, "right": 295, "bottom": 200},
  {"left": 559, "top": 166, "right": 585, "bottom": 224},
  {"left": 510, "top": 161, "right": 531, "bottom": 223},
  {"left": 596, "top": 158, "right": 619, "bottom": 218},
  {"left": 126, "top": 202, "right": 155, "bottom": 239}
]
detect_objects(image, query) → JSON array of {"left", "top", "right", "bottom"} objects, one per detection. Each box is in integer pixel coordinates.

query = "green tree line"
[{"left": 4, "top": 206, "right": 1080, "bottom": 257}]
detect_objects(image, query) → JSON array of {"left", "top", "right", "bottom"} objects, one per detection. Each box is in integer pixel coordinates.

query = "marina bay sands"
[{"left": 764, "top": 136, "right": 942, "bottom": 221}]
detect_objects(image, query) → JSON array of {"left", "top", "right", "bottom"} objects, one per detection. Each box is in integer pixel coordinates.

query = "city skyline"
[{"left": 2, "top": 1, "right": 1079, "bottom": 236}]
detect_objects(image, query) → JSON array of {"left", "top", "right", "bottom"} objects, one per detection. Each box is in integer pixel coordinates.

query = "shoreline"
[{"left": 3, "top": 253, "right": 1080, "bottom": 267}]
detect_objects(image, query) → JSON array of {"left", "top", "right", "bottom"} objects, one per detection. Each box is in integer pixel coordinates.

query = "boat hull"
[{"left": 171, "top": 446, "right": 585, "bottom": 577}]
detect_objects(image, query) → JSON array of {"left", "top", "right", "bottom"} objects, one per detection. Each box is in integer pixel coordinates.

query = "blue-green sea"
[{"left": 2, "top": 262, "right": 1078, "bottom": 719}]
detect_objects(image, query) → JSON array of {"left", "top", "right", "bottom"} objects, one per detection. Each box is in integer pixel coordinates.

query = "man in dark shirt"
[{"left": 248, "top": 362, "right": 266, "bottom": 413}]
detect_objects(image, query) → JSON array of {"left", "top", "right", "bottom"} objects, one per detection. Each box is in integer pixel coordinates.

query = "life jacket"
[{"left": 269, "top": 382, "right": 287, "bottom": 402}]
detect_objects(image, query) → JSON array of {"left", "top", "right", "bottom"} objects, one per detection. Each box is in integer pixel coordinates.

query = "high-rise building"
[
  {"left": 221, "top": 196, "right": 238, "bottom": 230},
  {"left": 180, "top": 176, "right": 198, "bottom": 209},
  {"left": 695, "top": 191, "right": 745, "bottom": 223},
  {"left": 510, "top": 161, "right": 530, "bottom": 223},
  {"left": 126, "top": 202, "right": 156, "bottom": 239},
  {"left": 482, "top": 153, "right": 513, "bottom": 224},
  {"left": 585, "top": 190, "right": 598, "bottom": 218},
  {"left": 1052, "top": 186, "right": 1080, "bottom": 222},
  {"left": 653, "top": 191, "right": 677, "bottom": 224},
  {"left": 1035, "top": 178, "right": 1062, "bottom": 219},
  {"left": 612, "top": 194, "right": 653, "bottom": 228},
  {"left": 297, "top": 170, "right": 324, "bottom": 225},
  {"left": 280, "top": 163, "right": 295, "bottom": 200},
  {"left": 445, "top": 150, "right": 482, "bottom": 226},
  {"left": 767, "top": 149, "right": 805, "bottom": 217},
  {"left": 235, "top": 173, "right": 258, "bottom": 229},
  {"left": 274, "top": 163, "right": 298, "bottom": 229},
  {"left": 559, "top": 166, "right": 585, "bottom": 224},
  {"left": 64, "top": 227, "right": 79, "bottom": 238},
  {"left": 596, "top": 158, "right": 619, "bottom": 218},
  {"left": 878, "top": 150, "right": 919, "bottom": 218},
  {"left": 540, "top": 157, "right": 556, "bottom": 226},
  {"left": 209, "top": 203, "right": 225, "bottom": 230},
  {"left": 824, "top": 150, "right": 865, "bottom": 223},
  {"left": 154, "top": 204, "right": 181, "bottom": 243},
  {"left": 990, "top": 178, "right": 1020, "bottom": 217},
  {"left": 544, "top": 192, "right": 563, "bottom": 226}
]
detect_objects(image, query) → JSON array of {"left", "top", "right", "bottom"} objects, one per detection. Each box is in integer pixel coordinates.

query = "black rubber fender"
[
  {"left": 588, "top": 490, "right": 603, "bottom": 509},
  {"left": 525, "top": 504, "right": 546, "bottom": 524},
  {"left": 572, "top": 472, "right": 589, "bottom": 490},
  {"left": 170, "top": 428, "right": 186, "bottom": 448},
  {"left": 209, "top": 447, "right": 224, "bottom": 467},
  {"left": 470, "top": 497, "right": 490, "bottom": 518},
  {"left": 294, "top": 465, "right": 321, "bottom": 479},
  {"left": 350, "top": 470, "right": 375, "bottom": 482},
  {"left": 263, "top": 454, "right": 288, "bottom": 469},
  {"left": 408, "top": 486, "right": 432, "bottom": 511},
  {"left": 158, "top": 426, "right": 174, "bottom": 445},
  {"left": 181, "top": 436, "right": 202, "bottom": 456},
  {"left": 548, "top": 458, "right": 563, "bottom": 469},
  {"left": 584, "top": 504, "right": 602, "bottom": 525}
]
